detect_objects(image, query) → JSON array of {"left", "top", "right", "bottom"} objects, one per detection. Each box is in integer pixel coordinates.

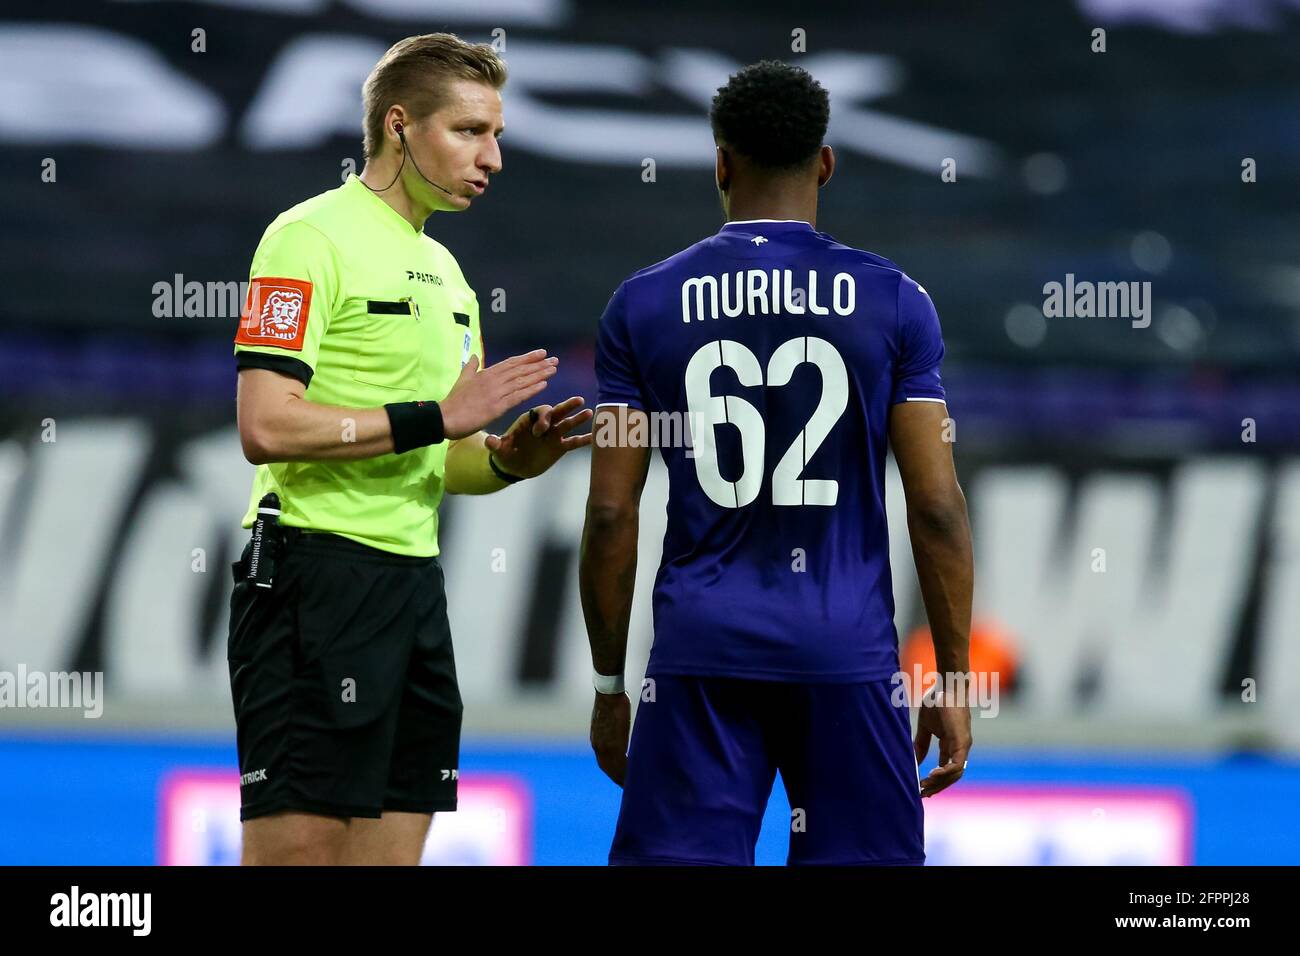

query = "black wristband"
[
  {"left": 384, "top": 400, "right": 445, "bottom": 454},
  {"left": 488, "top": 452, "right": 525, "bottom": 484}
]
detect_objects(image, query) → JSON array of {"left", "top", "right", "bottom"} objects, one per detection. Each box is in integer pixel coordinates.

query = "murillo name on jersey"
[
  {"left": 680, "top": 269, "right": 856, "bottom": 322},
  {"left": 595, "top": 219, "right": 946, "bottom": 683}
]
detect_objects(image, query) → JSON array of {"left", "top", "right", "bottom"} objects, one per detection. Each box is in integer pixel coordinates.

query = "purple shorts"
[{"left": 609, "top": 675, "right": 924, "bottom": 866}]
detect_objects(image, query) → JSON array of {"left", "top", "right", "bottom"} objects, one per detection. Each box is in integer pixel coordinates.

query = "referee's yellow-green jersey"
[{"left": 233, "top": 172, "right": 485, "bottom": 557}]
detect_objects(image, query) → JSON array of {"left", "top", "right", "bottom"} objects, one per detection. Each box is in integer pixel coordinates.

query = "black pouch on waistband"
[{"left": 234, "top": 493, "right": 283, "bottom": 590}]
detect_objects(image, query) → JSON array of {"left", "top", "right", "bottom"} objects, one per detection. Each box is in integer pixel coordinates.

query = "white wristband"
[{"left": 592, "top": 670, "right": 625, "bottom": 695}]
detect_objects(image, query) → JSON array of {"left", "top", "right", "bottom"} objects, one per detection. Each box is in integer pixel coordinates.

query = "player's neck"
[
  {"left": 358, "top": 162, "right": 433, "bottom": 232},
  {"left": 724, "top": 186, "right": 817, "bottom": 229}
]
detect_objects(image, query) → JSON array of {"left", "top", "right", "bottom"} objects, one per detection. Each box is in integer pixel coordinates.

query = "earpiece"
[{"left": 363, "top": 119, "right": 455, "bottom": 198}]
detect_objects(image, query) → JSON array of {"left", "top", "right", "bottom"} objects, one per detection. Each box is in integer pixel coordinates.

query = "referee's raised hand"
[{"left": 440, "top": 349, "right": 559, "bottom": 440}]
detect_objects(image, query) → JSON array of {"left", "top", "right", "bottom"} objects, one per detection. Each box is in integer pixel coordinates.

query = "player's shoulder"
[
  {"left": 621, "top": 235, "right": 716, "bottom": 287},
  {"left": 815, "top": 232, "right": 906, "bottom": 280},
  {"left": 817, "top": 233, "right": 933, "bottom": 303},
  {"left": 599, "top": 236, "right": 716, "bottom": 321}
]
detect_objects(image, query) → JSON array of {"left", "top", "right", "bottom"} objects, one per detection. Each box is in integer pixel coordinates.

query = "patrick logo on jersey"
[{"left": 680, "top": 270, "right": 856, "bottom": 323}]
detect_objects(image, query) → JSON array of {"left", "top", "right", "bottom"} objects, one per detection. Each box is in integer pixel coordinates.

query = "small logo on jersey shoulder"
[
  {"left": 406, "top": 270, "right": 443, "bottom": 285},
  {"left": 235, "top": 276, "right": 313, "bottom": 351},
  {"left": 751, "top": 236, "right": 768, "bottom": 246}
]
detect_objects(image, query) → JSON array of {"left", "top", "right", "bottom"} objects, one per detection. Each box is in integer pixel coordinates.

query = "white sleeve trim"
[{"left": 905, "top": 396, "right": 947, "bottom": 404}]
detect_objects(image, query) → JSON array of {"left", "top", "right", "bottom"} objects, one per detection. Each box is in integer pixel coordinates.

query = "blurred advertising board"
[
  {"left": 159, "top": 770, "right": 532, "bottom": 865},
  {"left": 923, "top": 786, "right": 1192, "bottom": 865}
]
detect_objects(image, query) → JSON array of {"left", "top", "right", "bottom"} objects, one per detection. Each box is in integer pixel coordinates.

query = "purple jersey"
[{"left": 595, "top": 219, "right": 946, "bottom": 682}]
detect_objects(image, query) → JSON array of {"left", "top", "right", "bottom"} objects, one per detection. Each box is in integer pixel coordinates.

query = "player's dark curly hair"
[{"left": 709, "top": 60, "right": 830, "bottom": 170}]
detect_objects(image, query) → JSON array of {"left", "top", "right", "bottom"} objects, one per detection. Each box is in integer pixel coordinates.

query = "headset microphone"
[{"left": 362, "top": 123, "right": 457, "bottom": 198}]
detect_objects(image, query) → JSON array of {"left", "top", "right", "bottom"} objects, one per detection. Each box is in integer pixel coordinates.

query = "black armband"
[
  {"left": 488, "top": 452, "right": 525, "bottom": 484},
  {"left": 384, "top": 400, "right": 445, "bottom": 454}
]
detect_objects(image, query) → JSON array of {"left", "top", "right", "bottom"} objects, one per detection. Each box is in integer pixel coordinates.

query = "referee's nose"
[{"left": 479, "top": 135, "right": 503, "bottom": 176}]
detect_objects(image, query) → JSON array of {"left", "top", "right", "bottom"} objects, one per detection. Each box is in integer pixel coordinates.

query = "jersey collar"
[
  {"left": 721, "top": 219, "right": 815, "bottom": 231},
  {"left": 345, "top": 172, "right": 425, "bottom": 237}
]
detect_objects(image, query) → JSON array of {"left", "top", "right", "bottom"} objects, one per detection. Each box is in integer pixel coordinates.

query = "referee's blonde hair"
[{"left": 362, "top": 33, "right": 508, "bottom": 161}]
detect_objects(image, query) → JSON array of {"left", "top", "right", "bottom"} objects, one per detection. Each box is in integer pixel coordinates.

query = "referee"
[{"left": 227, "top": 33, "right": 592, "bottom": 865}]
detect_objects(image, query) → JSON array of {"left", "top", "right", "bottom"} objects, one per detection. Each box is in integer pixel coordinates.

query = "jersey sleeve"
[
  {"left": 233, "top": 220, "right": 340, "bottom": 387},
  {"left": 891, "top": 275, "right": 946, "bottom": 405},
  {"left": 594, "top": 282, "right": 646, "bottom": 410}
]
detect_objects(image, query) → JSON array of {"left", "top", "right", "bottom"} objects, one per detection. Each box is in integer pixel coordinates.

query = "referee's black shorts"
[{"left": 227, "top": 528, "right": 462, "bottom": 821}]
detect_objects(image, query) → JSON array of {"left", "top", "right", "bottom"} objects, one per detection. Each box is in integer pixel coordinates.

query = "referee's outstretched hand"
[{"left": 441, "top": 350, "right": 558, "bottom": 440}]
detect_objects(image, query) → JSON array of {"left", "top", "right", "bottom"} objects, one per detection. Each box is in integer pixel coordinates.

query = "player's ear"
[
  {"left": 817, "top": 145, "right": 835, "bottom": 188},
  {"left": 715, "top": 146, "right": 731, "bottom": 193}
]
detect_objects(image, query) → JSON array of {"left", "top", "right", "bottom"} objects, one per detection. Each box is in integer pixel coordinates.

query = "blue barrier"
[{"left": 0, "top": 733, "right": 1294, "bottom": 865}]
